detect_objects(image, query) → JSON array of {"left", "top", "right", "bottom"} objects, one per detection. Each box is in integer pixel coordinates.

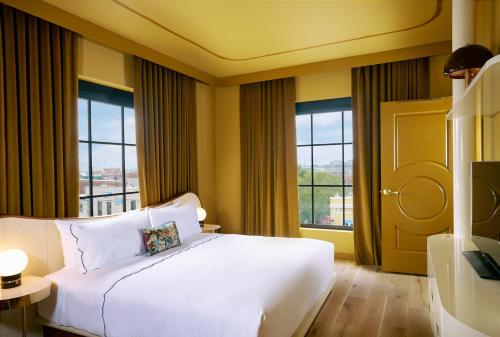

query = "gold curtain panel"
[
  {"left": 0, "top": 4, "right": 79, "bottom": 218},
  {"left": 134, "top": 57, "right": 198, "bottom": 206},
  {"left": 352, "top": 58, "right": 430, "bottom": 265},
  {"left": 240, "top": 77, "right": 300, "bottom": 237}
]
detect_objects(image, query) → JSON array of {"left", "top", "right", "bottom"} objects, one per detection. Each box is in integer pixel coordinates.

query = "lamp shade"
[
  {"left": 0, "top": 249, "right": 28, "bottom": 277},
  {"left": 196, "top": 207, "right": 207, "bottom": 222},
  {"left": 444, "top": 44, "right": 493, "bottom": 79}
]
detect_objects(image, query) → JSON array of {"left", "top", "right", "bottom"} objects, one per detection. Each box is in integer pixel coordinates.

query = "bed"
[{"left": 0, "top": 193, "right": 335, "bottom": 337}]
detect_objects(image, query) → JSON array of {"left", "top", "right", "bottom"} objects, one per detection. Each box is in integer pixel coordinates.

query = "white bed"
[
  {"left": 39, "top": 233, "right": 334, "bottom": 337},
  {"left": 0, "top": 193, "right": 335, "bottom": 337}
]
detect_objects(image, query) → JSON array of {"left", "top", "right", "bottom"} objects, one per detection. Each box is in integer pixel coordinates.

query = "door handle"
[{"left": 381, "top": 189, "right": 399, "bottom": 196}]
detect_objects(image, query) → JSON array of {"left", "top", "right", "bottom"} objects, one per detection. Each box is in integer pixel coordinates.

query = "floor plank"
[
  {"left": 307, "top": 261, "right": 359, "bottom": 337},
  {"left": 306, "top": 260, "right": 432, "bottom": 337}
]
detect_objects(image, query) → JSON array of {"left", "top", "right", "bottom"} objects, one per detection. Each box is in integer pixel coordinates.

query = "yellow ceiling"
[{"left": 42, "top": 0, "right": 451, "bottom": 78}]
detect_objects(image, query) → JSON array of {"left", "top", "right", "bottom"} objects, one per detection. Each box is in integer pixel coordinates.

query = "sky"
[
  {"left": 296, "top": 110, "right": 352, "bottom": 145},
  {"left": 296, "top": 110, "right": 353, "bottom": 167},
  {"left": 78, "top": 99, "right": 138, "bottom": 172}
]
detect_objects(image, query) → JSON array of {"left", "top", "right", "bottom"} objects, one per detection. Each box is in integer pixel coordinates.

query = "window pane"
[
  {"left": 297, "top": 146, "right": 311, "bottom": 185},
  {"left": 78, "top": 98, "right": 88, "bottom": 141},
  {"left": 92, "top": 144, "right": 123, "bottom": 195},
  {"left": 299, "top": 186, "right": 312, "bottom": 224},
  {"left": 79, "top": 199, "right": 91, "bottom": 217},
  {"left": 91, "top": 101, "right": 122, "bottom": 143},
  {"left": 313, "top": 111, "right": 342, "bottom": 144},
  {"left": 124, "top": 107, "right": 136, "bottom": 144},
  {"left": 345, "top": 187, "right": 354, "bottom": 227},
  {"left": 344, "top": 144, "right": 353, "bottom": 185},
  {"left": 126, "top": 193, "right": 141, "bottom": 211},
  {"left": 296, "top": 114, "right": 311, "bottom": 145},
  {"left": 314, "top": 187, "right": 343, "bottom": 226},
  {"left": 79, "top": 143, "right": 90, "bottom": 197},
  {"left": 344, "top": 110, "right": 352, "bottom": 143},
  {"left": 313, "top": 145, "right": 342, "bottom": 185},
  {"left": 93, "top": 195, "right": 124, "bottom": 216},
  {"left": 125, "top": 146, "right": 139, "bottom": 192}
]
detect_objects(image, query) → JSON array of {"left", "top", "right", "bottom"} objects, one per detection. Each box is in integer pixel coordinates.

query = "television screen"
[{"left": 471, "top": 161, "right": 500, "bottom": 266}]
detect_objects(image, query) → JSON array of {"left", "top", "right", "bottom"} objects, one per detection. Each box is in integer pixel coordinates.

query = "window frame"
[
  {"left": 78, "top": 80, "right": 139, "bottom": 216},
  {"left": 296, "top": 97, "right": 353, "bottom": 231}
]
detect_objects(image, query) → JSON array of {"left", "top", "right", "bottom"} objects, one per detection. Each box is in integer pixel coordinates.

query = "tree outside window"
[{"left": 296, "top": 98, "right": 353, "bottom": 230}]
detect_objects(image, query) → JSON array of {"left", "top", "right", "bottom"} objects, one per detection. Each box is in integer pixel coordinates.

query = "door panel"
[
  {"left": 381, "top": 98, "right": 453, "bottom": 275},
  {"left": 395, "top": 113, "right": 449, "bottom": 169}
]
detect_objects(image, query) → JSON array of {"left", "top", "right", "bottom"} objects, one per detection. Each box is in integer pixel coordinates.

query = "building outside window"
[
  {"left": 296, "top": 97, "right": 353, "bottom": 230},
  {"left": 78, "top": 80, "right": 140, "bottom": 217}
]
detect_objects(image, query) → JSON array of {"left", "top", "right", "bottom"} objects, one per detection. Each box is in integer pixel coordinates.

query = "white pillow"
[
  {"left": 149, "top": 204, "right": 201, "bottom": 243},
  {"left": 55, "top": 217, "right": 96, "bottom": 268},
  {"left": 56, "top": 209, "right": 150, "bottom": 272}
]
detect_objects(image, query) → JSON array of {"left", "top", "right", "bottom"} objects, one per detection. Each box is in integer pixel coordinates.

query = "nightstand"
[
  {"left": 0, "top": 276, "right": 51, "bottom": 337},
  {"left": 202, "top": 224, "right": 221, "bottom": 233}
]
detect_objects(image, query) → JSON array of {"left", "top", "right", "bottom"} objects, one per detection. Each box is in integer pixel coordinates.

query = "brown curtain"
[
  {"left": 240, "top": 77, "right": 300, "bottom": 237},
  {"left": 134, "top": 57, "right": 198, "bottom": 206},
  {"left": 352, "top": 58, "right": 430, "bottom": 265},
  {"left": 0, "top": 4, "right": 79, "bottom": 217}
]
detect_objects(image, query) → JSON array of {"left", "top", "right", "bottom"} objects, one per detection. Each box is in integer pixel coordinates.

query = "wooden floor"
[{"left": 306, "top": 260, "right": 433, "bottom": 337}]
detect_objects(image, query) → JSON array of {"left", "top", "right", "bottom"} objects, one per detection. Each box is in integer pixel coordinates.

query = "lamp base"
[
  {"left": 199, "top": 221, "right": 204, "bottom": 227},
  {"left": 1, "top": 273, "right": 22, "bottom": 289}
]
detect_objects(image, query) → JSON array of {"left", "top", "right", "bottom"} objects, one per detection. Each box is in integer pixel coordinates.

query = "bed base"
[
  {"left": 39, "top": 274, "right": 336, "bottom": 337},
  {"left": 291, "top": 274, "right": 335, "bottom": 337}
]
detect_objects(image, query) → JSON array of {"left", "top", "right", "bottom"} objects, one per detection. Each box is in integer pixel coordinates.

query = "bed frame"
[{"left": 0, "top": 192, "right": 335, "bottom": 337}]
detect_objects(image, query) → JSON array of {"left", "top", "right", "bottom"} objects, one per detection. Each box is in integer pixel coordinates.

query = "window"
[
  {"left": 296, "top": 97, "right": 353, "bottom": 230},
  {"left": 78, "top": 80, "right": 140, "bottom": 217}
]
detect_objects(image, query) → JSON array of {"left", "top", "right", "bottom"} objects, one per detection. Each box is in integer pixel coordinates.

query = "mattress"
[{"left": 39, "top": 233, "right": 334, "bottom": 337}]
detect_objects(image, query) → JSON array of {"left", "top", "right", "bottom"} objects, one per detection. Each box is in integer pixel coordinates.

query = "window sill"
[{"left": 300, "top": 224, "right": 353, "bottom": 231}]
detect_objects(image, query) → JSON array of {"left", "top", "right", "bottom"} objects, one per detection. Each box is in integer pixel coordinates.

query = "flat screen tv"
[{"left": 465, "top": 161, "right": 500, "bottom": 280}]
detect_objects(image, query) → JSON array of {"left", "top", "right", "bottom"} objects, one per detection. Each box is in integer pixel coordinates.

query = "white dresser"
[{"left": 427, "top": 234, "right": 500, "bottom": 337}]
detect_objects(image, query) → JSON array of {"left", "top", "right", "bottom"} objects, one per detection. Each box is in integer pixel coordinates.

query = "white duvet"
[{"left": 39, "top": 234, "right": 334, "bottom": 337}]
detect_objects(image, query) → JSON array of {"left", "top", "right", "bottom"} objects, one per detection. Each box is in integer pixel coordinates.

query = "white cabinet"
[{"left": 427, "top": 234, "right": 500, "bottom": 337}]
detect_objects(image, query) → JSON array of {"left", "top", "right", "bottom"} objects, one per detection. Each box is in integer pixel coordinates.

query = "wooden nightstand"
[
  {"left": 0, "top": 275, "right": 51, "bottom": 337},
  {"left": 202, "top": 224, "right": 221, "bottom": 233}
]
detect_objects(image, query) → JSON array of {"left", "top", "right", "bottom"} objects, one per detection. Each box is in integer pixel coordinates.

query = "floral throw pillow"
[{"left": 142, "top": 221, "right": 181, "bottom": 256}]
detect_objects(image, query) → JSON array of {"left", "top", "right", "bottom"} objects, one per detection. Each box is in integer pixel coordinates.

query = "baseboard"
[
  {"left": 43, "top": 326, "right": 83, "bottom": 337},
  {"left": 335, "top": 252, "right": 355, "bottom": 261}
]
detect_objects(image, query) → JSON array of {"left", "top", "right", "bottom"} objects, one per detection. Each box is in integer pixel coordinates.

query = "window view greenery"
[
  {"left": 78, "top": 80, "right": 140, "bottom": 217},
  {"left": 296, "top": 98, "right": 353, "bottom": 230}
]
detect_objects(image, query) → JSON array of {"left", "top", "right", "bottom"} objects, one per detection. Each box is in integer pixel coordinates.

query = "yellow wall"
[
  {"left": 299, "top": 228, "right": 355, "bottom": 258},
  {"left": 296, "top": 69, "right": 351, "bottom": 102},
  {"left": 196, "top": 83, "right": 217, "bottom": 223},
  {"left": 474, "top": 0, "right": 500, "bottom": 55},
  {"left": 78, "top": 38, "right": 134, "bottom": 90},
  {"left": 214, "top": 86, "right": 241, "bottom": 234},
  {"left": 430, "top": 54, "right": 452, "bottom": 98}
]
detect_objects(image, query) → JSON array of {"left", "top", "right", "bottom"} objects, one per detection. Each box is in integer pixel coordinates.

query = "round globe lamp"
[
  {"left": 0, "top": 249, "right": 28, "bottom": 289},
  {"left": 196, "top": 207, "right": 207, "bottom": 227}
]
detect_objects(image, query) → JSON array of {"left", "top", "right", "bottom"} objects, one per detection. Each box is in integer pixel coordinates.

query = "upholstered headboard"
[{"left": 0, "top": 192, "right": 201, "bottom": 276}]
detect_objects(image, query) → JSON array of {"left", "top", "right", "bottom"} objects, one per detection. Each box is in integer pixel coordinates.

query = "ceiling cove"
[{"left": 109, "top": 0, "right": 444, "bottom": 62}]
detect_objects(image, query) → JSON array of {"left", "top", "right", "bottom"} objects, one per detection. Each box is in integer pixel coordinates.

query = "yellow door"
[{"left": 381, "top": 97, "right": 453, "bottom": 275}]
